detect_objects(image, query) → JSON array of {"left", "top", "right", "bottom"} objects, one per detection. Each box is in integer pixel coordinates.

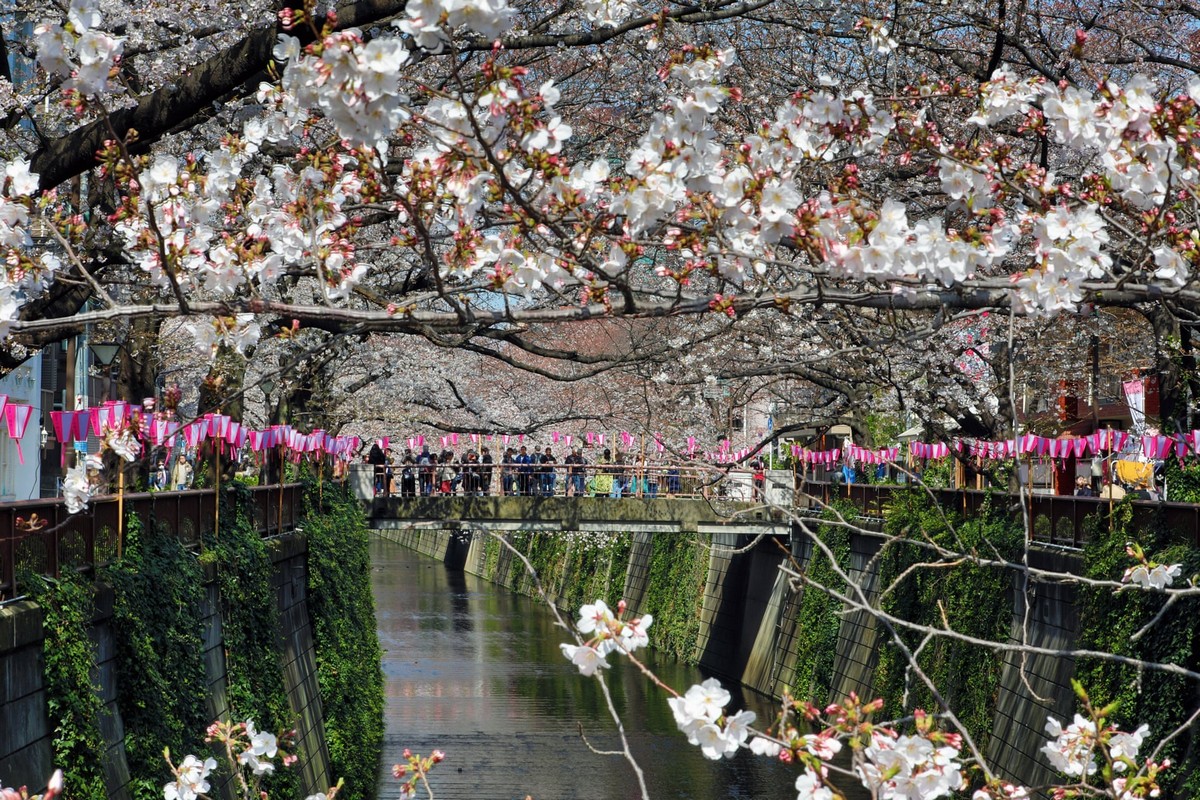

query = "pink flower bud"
[{"left": 45, "top": 770, "right": 63, "bottom": 800}]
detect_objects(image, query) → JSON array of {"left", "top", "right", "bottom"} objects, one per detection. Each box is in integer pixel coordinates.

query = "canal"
[{"left": 371, "top": 538, "right": 828, "bottom": 800}]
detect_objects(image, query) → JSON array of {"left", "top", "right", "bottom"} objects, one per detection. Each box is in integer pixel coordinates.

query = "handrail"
[
  {"left": 797, "top": 480, "right": 1200, "bottom": 549},
  {"left": 0, "top": 483, "right": 305, "bottom": 603},
  {"left": 373, "top": 462, "right": 770, "bottom": 500}
]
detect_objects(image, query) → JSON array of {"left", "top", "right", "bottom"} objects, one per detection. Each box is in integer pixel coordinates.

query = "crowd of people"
[{"left": 365, "top": 444, "right": 705, "bottom": 498}]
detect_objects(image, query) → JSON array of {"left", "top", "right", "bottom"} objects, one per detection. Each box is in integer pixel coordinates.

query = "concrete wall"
[
  {"left": 0, "top": 601, "right": 52, "bottom": 791},
  {"left": 269, "top": 535, "right": 333, "bottom": 797},
  {"left": 0, "top": 533, "right": 334, "bottom": 800},
  {"left": 986, "top": 550, "right": 1082, "bottom": 789}
]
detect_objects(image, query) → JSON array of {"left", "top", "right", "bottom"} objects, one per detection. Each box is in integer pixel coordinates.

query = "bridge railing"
[
  {"left": 796, "top": 480, "right": 1200, "bottom": 548},
  {"left": 0, "top": 483, "right": 305, "bottom": 603},
  {"left": 378, "top": 462, "right": 768, "bottom": 500}
]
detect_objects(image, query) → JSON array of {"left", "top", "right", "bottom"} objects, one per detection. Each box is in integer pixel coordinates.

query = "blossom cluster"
[
  {"left": 391, "top": 748, "right": 445, "bottom": 799},
  {"left": 168, "top": 718, "right": 297, "bottom": 800},
  {"left": 0, "top": 770, "right": 62, "bottom": 800},
  {"left": 666, "top": 678, "right": 756, "bottom": 760},
  {"left": 1042, "top": 713, "right": 1155, "bottom": 781},
  {"left": 34, "top": 0, "right": 123, "bottom": 97},
  {"left": 559, "top": 598, "right": 652, "bottom": 675},
  {"left": 1122, "top": 543, "right": 1184, "bottom": 590},
  {"left": 855, "top": 726, "right": 965, "bottom": 799}
]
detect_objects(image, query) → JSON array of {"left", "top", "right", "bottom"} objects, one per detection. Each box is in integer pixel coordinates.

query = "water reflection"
[{"left": 371, "top": 539, "right": 823, "bottom": 800}]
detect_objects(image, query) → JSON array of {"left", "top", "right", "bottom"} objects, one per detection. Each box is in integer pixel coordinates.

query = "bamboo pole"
[
  {"left": 213, "top": 440, "right": 220, "bottom": 543},
  {"left": 278, "top": 444, "right": 284, "bottom": 535},
  {"left": 117, "top": 464, "right": 125, "bottom": 559}
]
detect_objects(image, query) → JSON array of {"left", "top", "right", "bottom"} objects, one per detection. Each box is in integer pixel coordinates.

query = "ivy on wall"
[
  {"left": 788, "top": 502, "right": 854, "bottom": 704},
  {"left": 640, "top": 534, "right": 707, "bottom": 662},
  {"left": 304, "top": 485, "right": 385, "bottom": 800},
  {"left": 24, "top": 481, "right": 386, "bottom": 800},
  {"left": 1161, "top": 460, "right": 1200, "bottom": 504},
  {"left": 871, "top": 489, "right": 1021, "bottom": 753},
  {"left": 26, "top": 571, "right": 108, "bottom": 800},
  {"left": 205, "top": 484, "right": 298, "bottom": 800},
  {"left": 101, "top": 513, "right": 209, "bottom": 800},
  {"left": 1075, "top": 502, "right": 1200, "bottom": 795}
]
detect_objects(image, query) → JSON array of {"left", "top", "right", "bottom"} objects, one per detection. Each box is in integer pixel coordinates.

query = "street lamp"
[
  {"left": 89, "top": 342, "right": 120, "bottom": 367},
  {"left": 89, "top": 341, "right": 121, "bottom": 402}
]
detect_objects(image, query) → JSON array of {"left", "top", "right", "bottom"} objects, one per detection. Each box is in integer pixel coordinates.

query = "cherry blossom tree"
[{"left": 10, "top": 4, "right": 1200, "bottom": 793}]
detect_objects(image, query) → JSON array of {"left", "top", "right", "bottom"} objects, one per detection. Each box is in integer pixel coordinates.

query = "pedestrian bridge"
[{"left": 367, "top": 495, "right": 792, "bottom": 536}]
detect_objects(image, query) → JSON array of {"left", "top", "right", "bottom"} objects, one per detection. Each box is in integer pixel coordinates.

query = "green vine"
[
  {"left": 304, "top": 485, "right": 385, "bottom": 800},
  {"left": 26, "top": 571, "right": 107, "bottom": 800},
  {"left": 641, "top": 534, "right": 707, "bottom": 662},
  {"left": 1161, "top": 460, "right": 1200, "bottom": 504},
  {"left": 789, "top": 501, "right": 854, "bottom": 704},
  {"left": 872, "top": 489, "right": 1021, "bottom": 753},
  {"left": 1075, "top": 502, "right": 1200, "bottom": 794},
  {"left": 206, "top": 483, "right": 298, "bottom": 800},
  {"left": 101, "top": 512, "right": 210, "bottom": 800}
]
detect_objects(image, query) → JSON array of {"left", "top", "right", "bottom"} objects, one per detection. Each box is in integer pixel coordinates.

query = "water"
[{"left": 370, "top": 539, "right": 816, "bottom": 800}]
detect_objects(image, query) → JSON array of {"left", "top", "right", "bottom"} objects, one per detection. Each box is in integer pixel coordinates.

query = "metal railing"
[
  {"left": 0, "top": 483, "right": 305, "bottom": 602},
  {"left": 797, "top": 480, "right": 1200, "bottom": 549},
  {"left": 375, "top": 463, "right": 767, "bottom": 500}
]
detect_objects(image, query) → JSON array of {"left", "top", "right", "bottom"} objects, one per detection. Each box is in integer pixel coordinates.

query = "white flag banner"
[{"left": 1124, "top": 379, "right": 1146, "bottom": 435}]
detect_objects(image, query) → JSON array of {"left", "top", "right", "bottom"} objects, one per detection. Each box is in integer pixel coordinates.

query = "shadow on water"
[{"left": 371, "top": 538, "right": 868, "bottom": 800}]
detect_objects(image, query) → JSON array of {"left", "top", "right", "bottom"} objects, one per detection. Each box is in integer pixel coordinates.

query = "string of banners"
[
  {"left": 372, "top": 431, "right": 1163, "bottom": 466},
  {"left": 46, "top": 403, "right": 362, "bottom": 465},
  {"left": 911, "top": 429, "right": 1200, "bottom": 463}
]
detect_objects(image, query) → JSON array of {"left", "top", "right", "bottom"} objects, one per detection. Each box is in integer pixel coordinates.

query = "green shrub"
[
  {"left": 206, "top": 484, "right": 298, "bottom": 800},
  {"left": 1075, "top": 502, "right": 1200, "bottom": 794},
  {"left": 641, "top": 534, "right": 707, "bottom": 661}
]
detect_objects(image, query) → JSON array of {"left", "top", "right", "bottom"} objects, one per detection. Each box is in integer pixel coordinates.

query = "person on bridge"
[
  {"left": 400, "top": 448, "right": 417, "bottom": 497},
  {"left": 540, "top": 447, "right": 558, "bottom": 496},
  {"left": 480, "top": 447, "right": 494, "bottom": 495},
  {"left": 172, "top": 454, "right": 192, "bottom": 491},
  {"left": 368, "top": 442, "right": 388, "bottom": 495},
  {"left": 751, "top": 457, "right": 766, "bottom": 500},
  {"left": 516, "top": 446, "right": 534, "bottom": 495},
  {"left": 501, "top": 447, "right": 516, "bottom": 495},
  {"left": 417, "top": 445, "right": 435, "bottom": 495},
  {"left": 611, "top": 452, "right": 630, "bottom": 498},
  {"left": 438, "top": 451, "right": 457, "bottom": 494},
  {"left": 461, "top": 451, "right": 479, "bottom": 494},
  {"left": 564, "top": 449, "right": 587, "bottom": 496}
]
